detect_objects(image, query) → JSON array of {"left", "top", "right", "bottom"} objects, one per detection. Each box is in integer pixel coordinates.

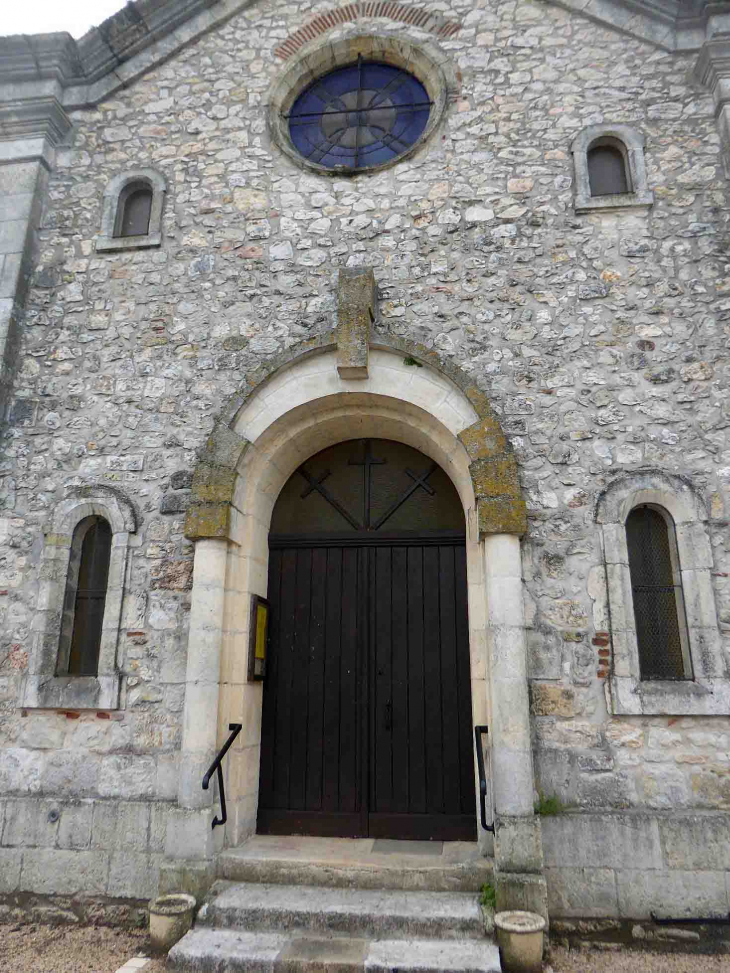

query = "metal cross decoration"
[{"left": 296, "top": 440, "right": 438, "bottom": 533}]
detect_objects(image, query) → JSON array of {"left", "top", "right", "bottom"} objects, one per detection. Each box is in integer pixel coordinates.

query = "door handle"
[{"left": 384, "top": 700, "right": 392, "bottom": 732}]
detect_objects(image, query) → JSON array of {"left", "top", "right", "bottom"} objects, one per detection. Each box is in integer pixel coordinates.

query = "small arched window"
[
  {"left": 97, "top": 168, "right": 166, "bottom": 253},
  {"left": 571, "top": 125, "right": 652, "bottom": 213},
  {"left": 625, "top": 505, "right": 691, "bottom": 681},
  {"left": 61, "top": 516, "right": 112, "bottom": 677},
  {"left": 114, "top": 183, "right": 153, "bottom": 238},
  {"left": 588, "top": 143, "right": 629, "bottom": 196}
]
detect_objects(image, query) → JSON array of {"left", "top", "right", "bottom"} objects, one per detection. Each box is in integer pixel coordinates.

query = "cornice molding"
[{"left": 0, "top": 96, "right": 72, "bottom": 144}]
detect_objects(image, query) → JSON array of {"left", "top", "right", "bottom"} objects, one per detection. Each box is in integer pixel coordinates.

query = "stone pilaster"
[
  {"left": 484, "top": 533, "right": 548, "bottom": 921},
  {"left": 695, "top": 34, "right": 730, "bottom": 178},
  {"left": 0, "top": 94, "right": 71, "bottom": 423}
]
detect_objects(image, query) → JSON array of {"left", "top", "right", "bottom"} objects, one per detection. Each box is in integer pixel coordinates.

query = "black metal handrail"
[
  {"left": 474, "top": 725, "right": 494, "bottom": 834},
  {"left": 202, "top": 723, "right": 242, "bottom": 830}
]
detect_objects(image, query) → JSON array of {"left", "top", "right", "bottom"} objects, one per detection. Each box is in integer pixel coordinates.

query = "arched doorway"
[{"left": 257, "top": 438, "right": 476, "bottom": 841}]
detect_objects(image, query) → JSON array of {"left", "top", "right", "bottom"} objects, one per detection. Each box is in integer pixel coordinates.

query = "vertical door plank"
[
  {"left": 305, "top": 547, "right": 328, "bottom": 810},
  {"left": 423, "top": 545, "right": 444, "bottom": 816},
  {"left": 372, "top": 545, "right": 393, "bottom": 814},
  {"left": 406, "top": 546, "right": 427, "bottom": 814},
  {"left": 390, "top": 546, "right": 410, "bottom": 814},
  {"left": 271, "top": 548, "right": 298, "bottom": 807},
  {"left": 288, "top": 548, "right": 313, "bottom": 810},
  {"left": 259, "top": 549, "right": 281, "bottom": 808},
  {"left": 322, "top": 547, "right": 343, "bottom": 813},
  {"left": 339, "top": 546, "right": 360, "bottom": 813},
  {"left": 455, "top": 546, "right": 475, "bottom": 814},
  {"left": 438, "top": 545, "right": 461, "bottom": 814}
]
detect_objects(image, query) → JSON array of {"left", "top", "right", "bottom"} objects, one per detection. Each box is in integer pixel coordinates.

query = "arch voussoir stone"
[{"left": 185, "top": 334, "right": 526, "bottom": 540}]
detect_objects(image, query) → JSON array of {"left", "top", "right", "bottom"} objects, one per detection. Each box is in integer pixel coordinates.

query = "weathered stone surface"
[
  {"left": 336, "top": 267, "right": 374, "bottom": 379},
  {"left": 531, "top": 684, "right": 576, "bottom": 718}
]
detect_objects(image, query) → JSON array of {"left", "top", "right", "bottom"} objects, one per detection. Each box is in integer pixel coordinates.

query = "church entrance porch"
[{"left": 257, "top": 440, "right": 476, "bottom": 841}]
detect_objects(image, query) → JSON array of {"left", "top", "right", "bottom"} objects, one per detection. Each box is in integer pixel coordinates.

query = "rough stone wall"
[{"left": 1, "top": 0, "right": 730, "bottom": 893}]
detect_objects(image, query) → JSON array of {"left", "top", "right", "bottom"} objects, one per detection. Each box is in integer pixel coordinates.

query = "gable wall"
[{"left": 1, "top": 0, "right": 730, "bottom": 911}]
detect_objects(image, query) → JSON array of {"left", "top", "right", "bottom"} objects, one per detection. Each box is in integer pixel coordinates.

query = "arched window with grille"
[
  {"left": 60, "top": 516, "right": 113, "bottom": 677},
  {"left": 21, "top": 490, "right": 136, "bottom": 711},
  {"left": 587, "top": 142, "right": 629, "bottom": 196},
  {"left": 625, "top": 505, "right": 691, "bottom": 681},
  {"left": 114, "top": 183, "right": 153, "bottom": 238},
  {"left": 96, "top": 168, "right": 166, "bottom": 252},
  {"left": 596, "top": 472, "right": 727, "bottom": 717}
]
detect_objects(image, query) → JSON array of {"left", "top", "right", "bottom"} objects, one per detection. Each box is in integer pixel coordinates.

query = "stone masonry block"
[
  {"left": 20, "top": 849, "right": 109, "bottom": 895},
  {"left": 184, "top": 502, "right": 231, "bottom": 540},
  {"left": 659, "top": 813, "right": 730, "bottom": 870},
  {"left": 336, "top": 266, "right": 375, "bottom": 379},
  {"left": 458, "top": 415, "right": 508, "bottom": 459},
  {"left": 191, "top": 462, "right": 236, "bottom": 503},
  {"left": 164, "top": 806, "right": 216, "bottom": 861},
  {"left": 541, "top": 813, "right": 663, "bottom": 870},
  {"left": 616, "top": 869, "right": 728, "bottom": 920},
  {"left": 158, "top": 858, "right": 215, "bottom": 900},
  {"left": 2, "top": 798, "right": 59, "bottom": 847},
  {"left": 531, "top": 683, "right": 576, "bottom": 717},
  {"left": 92, "top": 801, "right": 151, "bottom": 851},
  {"left": 545, "top": 866, "right": 619, "bottom": 918},
  {"left": 57, "top": 801, "right": 93, "bottom": 850},
  {"left": 0, "top": 849, "right": 22, "bottom": 893},
  {"left": 495, "top": 815, "right": 544, "bottom": 874},
  {"left": 495, "top": 871, "right": 549, "bottom": 923},
  {"left": 107, "top": 850, "right": 160, "bottom": 899},
  {"left": 477, "top": 495, "right": 528, "bottom": 536}
]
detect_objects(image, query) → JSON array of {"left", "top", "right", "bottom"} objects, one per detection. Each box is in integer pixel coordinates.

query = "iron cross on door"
[{"left": 348, "top": 439, "right": 385, "bottom": 529}]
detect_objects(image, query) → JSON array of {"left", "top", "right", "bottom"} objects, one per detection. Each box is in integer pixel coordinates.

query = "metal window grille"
[
  {"left": 68, "top": 517, "right": 112, "bottom": 676},
  {"left": 286, "top": 57, "right": 432, "bottom": 171},
  {"left": 626, "top": 506, "right": 689, "bottom": 680},
  {"left": 588, "top": 145, "right": 628, "bottom": 196}
]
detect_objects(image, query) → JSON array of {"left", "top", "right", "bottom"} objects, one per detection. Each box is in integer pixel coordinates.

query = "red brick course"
[{"left": 274, "top": 2, "right": 460, "bottom": 60}]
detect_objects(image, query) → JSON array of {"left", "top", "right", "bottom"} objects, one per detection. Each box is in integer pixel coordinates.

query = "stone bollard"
[
  {"left": 494, "top": 910, "right": 546, "bottom": 973},
  {"left": 149, "top": 892, "right": 197, "bottom": 953}
]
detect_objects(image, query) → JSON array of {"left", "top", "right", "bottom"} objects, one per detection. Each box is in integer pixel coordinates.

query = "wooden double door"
[{"left": 257, "top": 440, "right": 477, "bottom": 841}]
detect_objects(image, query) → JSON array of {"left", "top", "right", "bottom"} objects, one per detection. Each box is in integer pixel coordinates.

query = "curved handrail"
[
  {"left": 202, "top": 723, "right": 242, "bottom": 830},
  {"left": 474, "top": 725, "right": 494, "bottom": 833}
]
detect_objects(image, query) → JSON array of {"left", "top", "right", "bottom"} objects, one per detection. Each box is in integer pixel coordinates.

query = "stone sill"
[
  {"left": 575, "top": 191, "right": 654, "bottom": 214},
  {"left": 21, "top": 673, "right": 121, "bottom": 710},
  {"left": 608, "top": 674, "right": 730, "bottom": 715},
  {"left": 96, "top": 233, "right": 161, "bottom": 253}
]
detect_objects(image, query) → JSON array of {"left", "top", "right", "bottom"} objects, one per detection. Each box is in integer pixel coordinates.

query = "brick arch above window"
[
  {"left": 274, "top": 2, "right": 461, "bottom": 61},
  {"left": 571, "top": 124, "right": 653, "bottom": 214},
  {"left": 21, "top": 487, "right": 138, "bottom": 710},
  {"left": 96, "top": 168, "right": 166, "bottom": 253},
  {"left": 596, "top": 471, "right": 728, "bottom": 716}
]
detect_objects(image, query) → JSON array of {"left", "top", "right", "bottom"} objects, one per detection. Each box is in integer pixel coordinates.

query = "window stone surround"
[
  {"left": 596, "top": 471, "right": 728, "bottom": 716},
  {"left": 21, "top": 488, "right": 138, "bottom": 711},
  {"left": 571, "top": 124, "right": 654, "bottom": 214},
  {"left": 267, "top": 31, "right": 459, "bottom": 177},
  {"left": 95, "top": 168, "right": 166, "bottom": 253}
]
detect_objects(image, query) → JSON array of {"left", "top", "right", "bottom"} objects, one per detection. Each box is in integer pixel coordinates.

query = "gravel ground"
[
  {"left": 548, "top": 945, "right": 730, "bottom": 972},
  {"left": 2, "top": 923, "right": 730, "bottom": 973},
  {"left": 0, "top": 924, "right": 166, "bottom": 973}
]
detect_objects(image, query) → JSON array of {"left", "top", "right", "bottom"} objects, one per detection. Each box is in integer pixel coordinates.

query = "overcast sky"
[{"left": 2, "top": 0, "right": 128, "bottom": 39}]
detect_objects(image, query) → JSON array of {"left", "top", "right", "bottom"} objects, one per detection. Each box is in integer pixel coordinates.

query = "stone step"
[
  {"left": 199, "top": 881, "right": 486, "bottom": 941},
  {"left": 168, "top": 928, "right": 501, "bottom": 973},
  {"left": 218, "top": 838, "right": 493, "bottom": 892}
]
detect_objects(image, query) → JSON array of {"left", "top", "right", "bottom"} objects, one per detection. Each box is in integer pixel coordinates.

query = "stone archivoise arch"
[{"left": 172, "top": 270, "right": 545, "bottom": 915}]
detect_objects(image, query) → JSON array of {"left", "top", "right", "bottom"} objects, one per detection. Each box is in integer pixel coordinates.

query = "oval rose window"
[{"left": 287, "top": 57, "right": 432, "bottom": 171}]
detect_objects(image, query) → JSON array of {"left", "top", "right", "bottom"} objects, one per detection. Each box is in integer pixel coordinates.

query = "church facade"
[{"left": 1, "top": 0, "right": 730, "bottom": 923}]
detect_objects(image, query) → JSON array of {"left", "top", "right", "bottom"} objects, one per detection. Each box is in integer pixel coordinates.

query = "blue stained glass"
[{"left": 288, "top": 60, "right": 431, "bottom": 171}]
